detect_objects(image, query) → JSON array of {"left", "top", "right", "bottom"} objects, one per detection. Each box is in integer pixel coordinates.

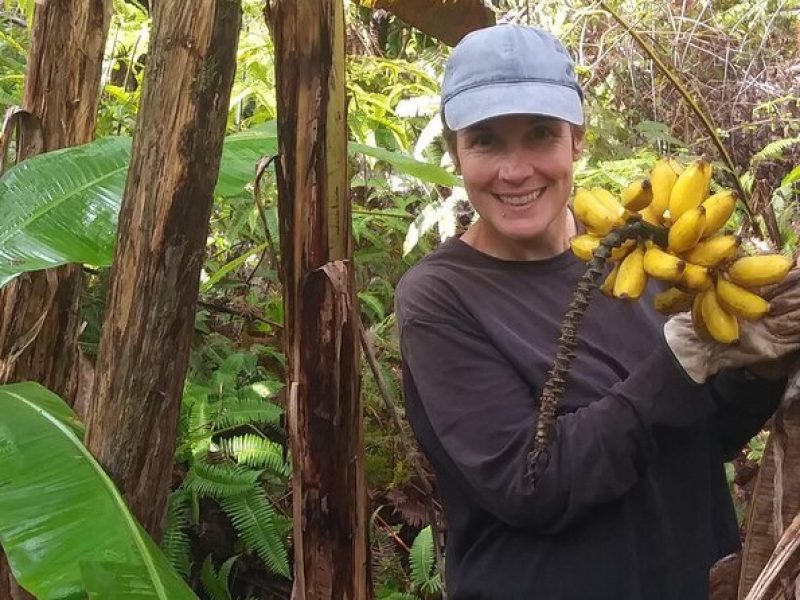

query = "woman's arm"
[
  {"left": 400, "top": 317, "right": 716, "bottom": 534},
  {"left": 710, "top": 369, "right": 785, "bottom": 461}
]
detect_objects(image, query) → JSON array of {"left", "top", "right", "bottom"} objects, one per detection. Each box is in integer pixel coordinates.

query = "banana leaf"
[
  {"left": 0, "top": 382, "right": 197, "bottom": 599},
  {"left": 0, "top": 123, "right": 454, "bottom": 288}
]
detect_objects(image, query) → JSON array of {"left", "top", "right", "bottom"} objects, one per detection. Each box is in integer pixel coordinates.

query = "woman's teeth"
[{"left": 497, "top": 189, "right": 543, "bottom": 206}]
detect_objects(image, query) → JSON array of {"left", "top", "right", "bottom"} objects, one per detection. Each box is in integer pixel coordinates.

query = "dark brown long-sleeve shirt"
[{"left": 395, "top": 236, "right": 784, "bottom": 599}]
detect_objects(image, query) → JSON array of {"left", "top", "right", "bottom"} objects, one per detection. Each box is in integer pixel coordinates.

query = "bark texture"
[
  {"left": 84, "top": 0, "right": 241, "bottom": 539},
  {"left": 270, "top": 1, "right": 371, "bottom": 597},
  {"left": 739, "top": 391, "right": 800, "bottom": 599},
  {"left": 0, "top": 0, "right": 111, "bottom": 402},
  {"left": 0, "top": 3, "right": 111, "bottom": 599}
]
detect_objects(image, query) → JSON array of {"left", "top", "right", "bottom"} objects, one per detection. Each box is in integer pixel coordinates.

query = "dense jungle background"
[{"left": 1, "top": 0, "right": 799, "bottom": 598}]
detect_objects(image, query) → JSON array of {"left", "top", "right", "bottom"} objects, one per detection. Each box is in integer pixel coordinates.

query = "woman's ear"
[{"left": 571, "top": 126, "right": 585, "bottom": 160}]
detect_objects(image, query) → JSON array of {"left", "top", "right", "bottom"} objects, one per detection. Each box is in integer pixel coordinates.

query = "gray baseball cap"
[{"left": 441, "top": 24, "right": 584, "bottom": 130}]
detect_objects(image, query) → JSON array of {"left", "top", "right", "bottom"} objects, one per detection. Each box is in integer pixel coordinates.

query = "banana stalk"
[{"left": 527, "top": 218, "right": 662, "bottom": 482}]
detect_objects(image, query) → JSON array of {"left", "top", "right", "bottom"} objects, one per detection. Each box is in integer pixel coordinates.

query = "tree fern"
[
  {"left": 161, "top": 490, "right": 192, "bottom": 580},
  {"left": 409, "top": 526, "right": 441, "bottom": 595},
  {"left": 214, "top": 397, "right": 283, "bottom": 429},
  {"left": 183, "top": 462, "right": 261, "bottom": 499},
  {"left": 220, "top": 434, "right": 290, "bottom": 477},
  {"left": 220, "top": 488, "right": 290, "bottom": 579}
]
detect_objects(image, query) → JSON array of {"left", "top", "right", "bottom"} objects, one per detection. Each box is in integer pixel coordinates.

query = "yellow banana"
[
  {"left": 574, "top": 188, "right": 624, "bottom": 236},
  {"left": 649, "top": 158, "right": 680, "bottom": 222},
  {"left": 668, "top": 159, "right": 711, "bottom": 221},
  {"left": 716, "top": 277, "right": 770, "bottom": 320},
  {"left": 654, "top": 287, "right": 693, "bottom": 315},
  {"left": 639, "top": 206, "right": 663, "bottom": 226},
  {"left": 613, "top": 245, "right": 648, "bottom": 300},
  {"left": 621, "top": 179, "right": 653, "bottom": 212},
  {"left": 611, "top": 239, "right": 637, "bottom": 261},
  {"left": 667, "top": 206, "right": 706, "bottom": 254},
  {"left": 701, "top": 286, "right": 739, "bottom": 344},
  {"left": 601, "top": 262, "right": 620, "bottom": 297},
  {"left": 570, "top": 234, "right": 601, "bottom": 261},
  {"left": 692, "top": 290, "right": 712, "bottom": 340},
  {"left": 667, "top": 157, "right": 684, "bottom": 175},
  {"left": 727, "top": 254, "right": 793, "bottom": 288},
  {"left": 684, "top": 235, "right": 740, "bottom": 268},
  {"left": 678, "top": 262, "right": 712, "bottom": 292},
  {"left": 591, "top": 187, "right": 626, "bottom": 218},
  {"left": 570, "top": 234, "right": 635, "bottom": 262},
  {"left": 643, "top": 243, "right": 686, "bottom": 282},
  {"left": 700, "top": 190, "right": 736, "bottom": 238}
]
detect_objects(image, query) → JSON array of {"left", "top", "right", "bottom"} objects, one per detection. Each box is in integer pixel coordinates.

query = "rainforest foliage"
[{"left": 0, "top": 0, "right": 799, "bottom": 598}]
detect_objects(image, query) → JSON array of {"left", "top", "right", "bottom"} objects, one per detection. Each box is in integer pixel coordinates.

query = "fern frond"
[
  {"left": 220, "top": 434, "right": 290, "bottom": 476},
  {"left": 183, "top": 462, "right": 261, "bottom": 499},
  {"left": 161, "top": 490, "right": 191, "bottom": 580},
  {"left": 220, "top": 489, "right": 291, "bottom": 579},
  {"left": 186, "top": 390, "right": 220, "bottom": 456},
  {"left": 751, "top": 137, "right": 800, "bottom": 167},
  {"left": 409, "top": 526, "right": 440, "bottom": 594},
  {"left": 214, "top": 398, "right": 283, "bottom": 429},
  {"left": 200, "top": 555, "right": 233, "bottom": 600}
]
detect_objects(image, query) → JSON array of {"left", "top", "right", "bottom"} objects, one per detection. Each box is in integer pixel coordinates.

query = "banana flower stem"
[{"left": 526, "top": 219, "right": 657, "bottom": 485}]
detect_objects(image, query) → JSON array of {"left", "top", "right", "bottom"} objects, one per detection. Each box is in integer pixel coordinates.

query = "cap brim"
[{"left": 443, "top": 81, "right": 584, "bottom": 130}]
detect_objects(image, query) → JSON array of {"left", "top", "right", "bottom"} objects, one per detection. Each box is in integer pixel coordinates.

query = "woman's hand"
[{"left": 664, "top": 258, "right": 800, "bottom": 383}]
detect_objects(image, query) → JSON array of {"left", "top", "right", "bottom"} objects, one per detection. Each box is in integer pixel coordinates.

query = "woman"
[{"left": 395, "top": 24, "right": 795, "bottom": 599}]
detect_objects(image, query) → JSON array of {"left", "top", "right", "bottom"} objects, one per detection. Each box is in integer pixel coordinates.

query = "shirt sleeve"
[
  {"left": 400, "top": 316, "right": 717, "bottom": 533},
  {"left": 710, "top": 370, "right": 785, "bottom": 461}
]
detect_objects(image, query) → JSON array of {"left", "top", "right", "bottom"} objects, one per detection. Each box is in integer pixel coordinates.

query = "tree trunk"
[
  {"left": 84, "top": 0, "right": 241, "bottom": 540},
  {"left": 0, "top": 2, "right": 111, "bottom": 598},
  {"left": 269, "top": 1, "right": 371, "bottom": 598},
  {"left": 739, "top": 380, "right": 800, "bottom": 599},
  {"left": 0, "top": 0, "right": 111, "bottom": 402}
]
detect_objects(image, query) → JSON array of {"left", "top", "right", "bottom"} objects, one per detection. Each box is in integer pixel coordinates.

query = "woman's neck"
[{"left": 461, "top": 209, "right": 577, "bottom": 261}]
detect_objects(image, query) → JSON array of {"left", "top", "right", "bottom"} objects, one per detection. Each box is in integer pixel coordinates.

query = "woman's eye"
[
  {"left": 529, "top": 125, "right": 555, "bottom": 140},
  {"left": 471, "top": 133, "right": 494, "bottom": 147}
]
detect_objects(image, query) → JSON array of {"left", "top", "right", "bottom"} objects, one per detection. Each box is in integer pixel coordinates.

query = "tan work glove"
[{"left": 664, "top": 264, "right": 800, "bottom": 383}]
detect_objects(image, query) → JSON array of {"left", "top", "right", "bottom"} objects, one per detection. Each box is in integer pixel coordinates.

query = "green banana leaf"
[
  {"left": 0, "top": 382, "right": 198, "bottom": 599},
  {"left": 0, "top": 122, "right": 455, "bottom": 288}
]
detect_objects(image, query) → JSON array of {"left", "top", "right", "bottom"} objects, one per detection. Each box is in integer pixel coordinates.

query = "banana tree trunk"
[
  {"left": 84, "top": 0, "right": 241, "bottom": 540},
  {"left": 0, "top": 0, "right": 111, "bottom": 405},
  {"left": 269, "top": 1, "right": 371, "bottom": 597},
  {"left": 0, "top": 2, "right": 111, "bottom": 599},
  {"left": 739, "top": 369, "right": 800, "bottom": 599}
]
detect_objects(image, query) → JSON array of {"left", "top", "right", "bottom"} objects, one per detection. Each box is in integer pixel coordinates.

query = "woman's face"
[{"left": 454, "top": 114, "right": 583, "bottom": 259}]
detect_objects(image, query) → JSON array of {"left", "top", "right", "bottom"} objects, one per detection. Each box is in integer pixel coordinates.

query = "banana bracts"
[{"left": 569, "top": 157, "right": 792, "bottom": 344}]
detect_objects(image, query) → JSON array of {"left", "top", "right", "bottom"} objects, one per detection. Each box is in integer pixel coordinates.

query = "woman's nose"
[{"left": 498, "top": 148, "right": 535, "bottom": 183}]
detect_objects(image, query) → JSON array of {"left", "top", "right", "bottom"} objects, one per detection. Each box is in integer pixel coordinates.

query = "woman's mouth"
[{"left": 496, "top": 188, "right": 545, "bottom": 207}]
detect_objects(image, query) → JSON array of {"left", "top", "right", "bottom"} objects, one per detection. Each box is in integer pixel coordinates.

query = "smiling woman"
[
  {"left": 394, "top": 23, "right": 791, "bottom": 600},
  {"left": 455, "top": 115, "right": 583, "bottom": 261}
]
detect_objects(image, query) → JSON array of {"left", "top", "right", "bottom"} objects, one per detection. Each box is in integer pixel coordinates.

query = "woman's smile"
[{"left": 495, "top": 187, "right": 546, "bottom": 207}]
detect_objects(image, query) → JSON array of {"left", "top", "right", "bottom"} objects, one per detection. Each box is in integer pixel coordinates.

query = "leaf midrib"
[
  {"left": 4, "top": 389, "right": 170, "bottom": 599},
  {"left": 0, "top": 161, "right": 129, "bottom": 248}
]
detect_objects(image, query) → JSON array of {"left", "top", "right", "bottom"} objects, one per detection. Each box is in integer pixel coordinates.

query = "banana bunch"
[{"left": 570, "top": 157, "right": 793, "bottom": 344}]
